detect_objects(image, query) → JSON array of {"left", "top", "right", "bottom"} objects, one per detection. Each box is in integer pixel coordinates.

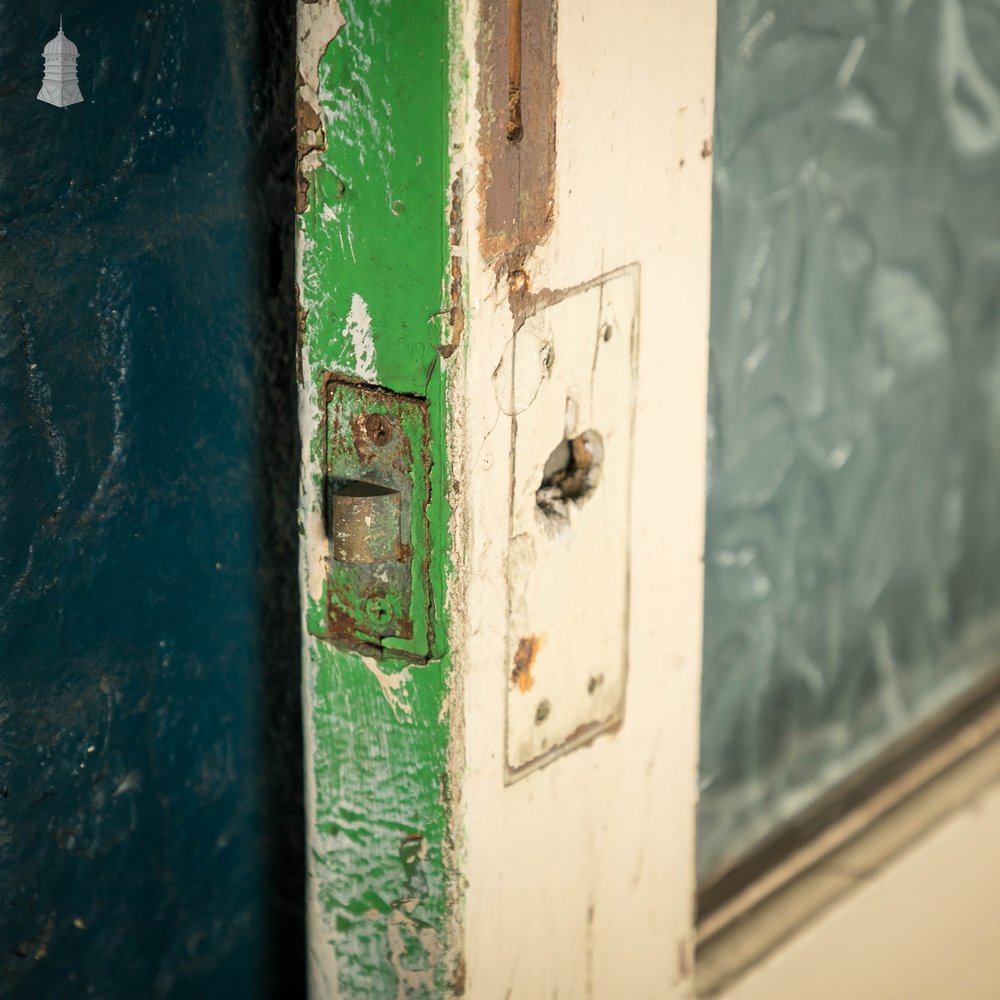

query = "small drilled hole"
[{"left": 365, "top": 412, "right": 393, "bottom": 445}]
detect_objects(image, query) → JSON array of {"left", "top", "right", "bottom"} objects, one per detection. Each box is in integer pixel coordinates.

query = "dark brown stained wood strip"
[{"left": 478, "top": 0, "right": 558, "bottom": 264}]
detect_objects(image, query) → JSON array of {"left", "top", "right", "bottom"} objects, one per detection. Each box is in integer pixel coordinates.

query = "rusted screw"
[
  {"left": 364, "top": 595, "right": 392, "bottom": 627},
  {"left": 365, "top": 413, "right": 393, "bottom": 446}
]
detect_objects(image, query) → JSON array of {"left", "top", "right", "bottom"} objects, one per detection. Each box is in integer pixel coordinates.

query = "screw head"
[
  {"left": 365, "top": 413, "right": 393, "bottom": 446},
  {"left": 364, "top": 595, "right": 392, "bottom": 627}
]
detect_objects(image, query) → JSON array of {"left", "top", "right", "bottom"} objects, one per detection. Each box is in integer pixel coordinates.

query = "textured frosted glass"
[{"left": 699, "top": 0, "right": 1000, "bottom": 880}]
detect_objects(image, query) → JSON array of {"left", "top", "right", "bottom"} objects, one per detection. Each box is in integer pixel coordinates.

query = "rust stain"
[
  {"left": 347, "top": 410, "right": 407, "bottom": 468},
  {"left": 511, "top": 635, "right": 543, "bottom": 693}
]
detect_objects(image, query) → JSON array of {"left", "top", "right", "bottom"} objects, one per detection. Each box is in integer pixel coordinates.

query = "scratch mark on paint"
[
  {"left": 343, "top": 293, "right": 378, "bottom": 381},
  {"left": 387, "top": 898, "right": 442, "bottom": 999}
]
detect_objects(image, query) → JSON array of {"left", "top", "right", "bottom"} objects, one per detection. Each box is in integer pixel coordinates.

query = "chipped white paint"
[
  {"left": 298, "top": 0, "right": 346, "bottom": 183},
  {"left": 342, "top": 293, "right": 377, "bottom": 382},
  {"left": 387, "top": 899, "right": 442, "bottom": 1000},
  {"left": 450, "top": 0, "right": 717, "bottom": 996},
  {"left": 298, "top": 0, "right": 346, "bottom": 112},
  {"left": 359, "top": 654, "right": 413, "bottom": 722}
]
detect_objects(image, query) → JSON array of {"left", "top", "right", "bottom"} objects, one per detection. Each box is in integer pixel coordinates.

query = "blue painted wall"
[{"left": 0, "top": 3, "right": 302, "bottom": 996}]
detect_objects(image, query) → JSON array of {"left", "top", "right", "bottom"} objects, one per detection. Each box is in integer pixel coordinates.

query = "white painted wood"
[
  {"left": 450, "top": 0, "right": 718, "bottom": 995},
  {"left": 452, "top": 3, "right": 1000, "bottom": 998}
]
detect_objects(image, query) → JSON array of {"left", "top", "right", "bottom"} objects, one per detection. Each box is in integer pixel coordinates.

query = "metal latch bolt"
[{"left": 313, "top": 378, "right": 432, "bottom": 660}]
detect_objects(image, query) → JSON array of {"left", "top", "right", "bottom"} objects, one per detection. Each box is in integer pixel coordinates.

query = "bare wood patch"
[{"left": 477, "top": 0, "right": 558, "bottom": 265}]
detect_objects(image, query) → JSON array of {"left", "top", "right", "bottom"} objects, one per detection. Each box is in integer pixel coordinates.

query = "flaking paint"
[{"left": 295, "top": 0, "right": 457, "bottom": 995}]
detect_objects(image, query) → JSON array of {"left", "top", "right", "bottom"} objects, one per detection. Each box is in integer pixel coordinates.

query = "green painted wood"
[{"left": 297, "top": 1, "right": 457, "bottom": 994}]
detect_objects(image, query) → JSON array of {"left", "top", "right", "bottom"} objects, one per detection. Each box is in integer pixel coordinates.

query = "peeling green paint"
[{"left": 297, "top": 0, "right": 456, "bottom": 995}]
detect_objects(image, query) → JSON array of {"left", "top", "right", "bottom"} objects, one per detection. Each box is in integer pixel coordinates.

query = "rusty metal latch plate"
[{"left": 315, "top": 377, "right": 432, "bottom": 659}]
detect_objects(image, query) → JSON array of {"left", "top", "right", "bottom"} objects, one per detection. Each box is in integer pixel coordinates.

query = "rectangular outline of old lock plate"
[
  {"left": 503, "top": 263, "right": 640, "bottom": 782},
  {"left": 316, "top": 374, "right": 434, "bottom": 663}
]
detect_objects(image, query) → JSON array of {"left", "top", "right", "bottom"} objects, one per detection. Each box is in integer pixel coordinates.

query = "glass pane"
[{"left": 699, "top": 0, "right": 1000, "bottom": 881}]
